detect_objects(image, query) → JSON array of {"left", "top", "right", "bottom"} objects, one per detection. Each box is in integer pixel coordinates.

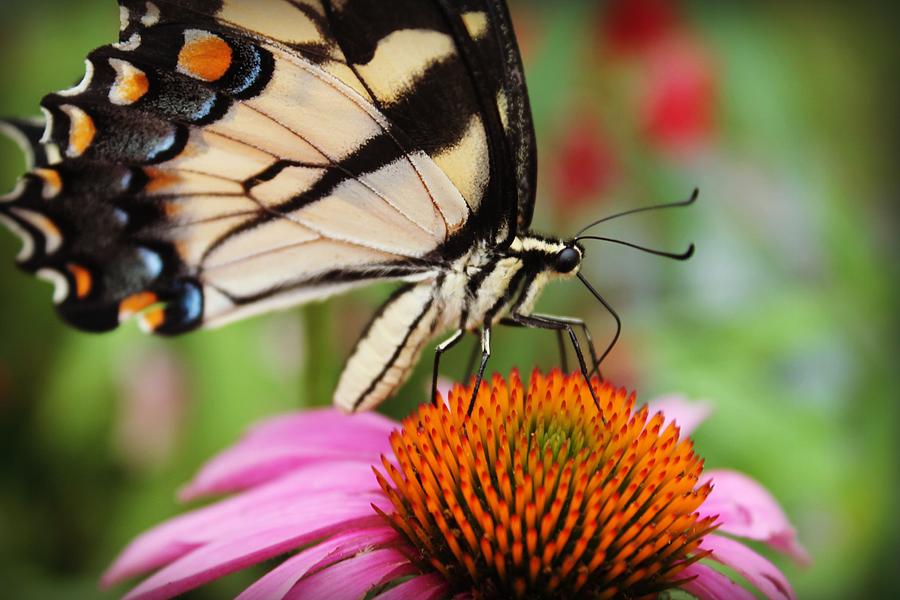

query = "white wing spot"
[
  {"left": 462, "top": 12, "right": 489, "bottom": 39},
  {"left": 58, "top": 60, "right": 95, "bottom": 97},
  {"left": 39, "top": 107, "right": 54, "bottom": 144},
  {"left": 114, "top": 33, "right": 142, "bottom": 52},
  {"left": 36, "top": 268, "right": 70, "bottom": 304},
  {"left": 497, "top": 90, "right": 509, "bottom": 130},
  {"left": 11, "top": 207, "right": 62, "bottom": 255},
  {"left": 142, "top": 2, "right": 161, "bottom": 27},
  {"left": 45, "top": 144, "right": 62, "bottom": 166}
]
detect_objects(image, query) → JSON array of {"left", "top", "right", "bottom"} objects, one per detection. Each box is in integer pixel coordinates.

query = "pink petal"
[
  {"left": 104, "top": 488, "right": 388, "bottom": 588},
  {"left": 373, "top": 573, "right": 449, "bottom": 600},
  {"left": 648, "top": 394, "right": 712, "bottom": 437},
  {"left": 120, "top": 506, "right": 393, "bottom": 600},
  {"left": 678, "top": 563, "right": 755, "bottom": 600},
  {"left": 180, "top": 409, "right": 396, "bottom": 499},
  {"left": 237, "top": 525, "right": 400, "bottom": 600},
  {"left": 306, "top": 527, "right": 403, "bottom": 575},
  {"left": 107, "top": 464, "right": 379, "bottom": 584},
  {"left": 285, "top": 547, "right": 418, "bottom": 600},
  {"left": 178, "top": 442, "right": 381, "bottom": 501},
  {"left": 701, "top": 469, "right": 810, "bottom": 565},
  {"left": 700, "top": 534, "right": 796, "bottom": 600}
]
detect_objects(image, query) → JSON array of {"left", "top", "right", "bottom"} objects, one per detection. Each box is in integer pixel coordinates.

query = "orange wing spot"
[
  {"left": 177, "top": 30, "right": 233, "bottom": 82},
  {"left": 163, "top": 201, "right": 182, "bottom": 218},
  {"left": 119, "top": 291, "right": 159, "bottom": 320},
  {"left": 174, "top": 240, "right": 192, "bottom": 260},
  {"left": 33, "top": 168, "right": 63, "bottom": 198},
  {"left": 60, "top": 104, "right": 96, "bottom": 158},
  {"left": 66, "top": 264, "right": 93, "bottom": 299},
  {"left": 109, "top": 59, "right": 150, "bottom": 105},
  {"left": 140, "top": 307, "right": 166, "bottom": 332},
  {"left": 143, "top": 168, "right": 182, "bottom": 194}
]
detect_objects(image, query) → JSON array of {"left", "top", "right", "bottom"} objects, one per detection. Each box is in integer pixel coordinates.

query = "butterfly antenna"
[
  {"left": 576, "top": 273, "right": 621, "bottom": 369},
  {"left": 575, "top": 236, "right": 695, "bottom": 261},
  {"left": 575, "top": 187, "right": 699, "bottom": 237}
]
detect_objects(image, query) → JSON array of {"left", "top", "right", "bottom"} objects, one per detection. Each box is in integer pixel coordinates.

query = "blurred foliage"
[{"left": 0, "top": 1, "right": 897, "bottom": 598}]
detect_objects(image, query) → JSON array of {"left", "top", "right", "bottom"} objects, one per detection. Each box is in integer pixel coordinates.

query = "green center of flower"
[{"left": 375, "top": 370, "right": 717, "bottom": 599}]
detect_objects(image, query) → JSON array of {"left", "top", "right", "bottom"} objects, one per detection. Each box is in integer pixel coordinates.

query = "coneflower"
[{"left": 104, "top": 370, "right": 805, "bottom": 599}]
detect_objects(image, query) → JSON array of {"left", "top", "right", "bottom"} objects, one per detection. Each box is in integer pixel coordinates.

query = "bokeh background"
[{"left": 0, "top": 1, "right": 897, "bottom": 598}]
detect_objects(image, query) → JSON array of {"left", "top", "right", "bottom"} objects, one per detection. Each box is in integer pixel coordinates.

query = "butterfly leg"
[
  {"left": 557, "top": 330, "right": 569, "bottom": 372},
  {"left": 466, "top": 328, "right": 492, "bottom": 417},
  {"left": 503, "top": 314, "right": 605, "bottom": 420},
  {"left": 575, "top": 274, "right": 622, "bottom": 380},
  {"left": 496, "top": 317, "right": 570, "bottom": 370},
  {"left": 463, "top": 331, "right": 481, "bottom": 380},
  {"left": 431, "top": 329, "right": 465, "bottom": 406},
  {"left": 529, "top": 313, "right": 599, "bottom": 377}
]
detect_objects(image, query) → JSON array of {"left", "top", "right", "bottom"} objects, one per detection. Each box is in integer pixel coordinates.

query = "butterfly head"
[
  {"left": 511, "top": 236, "right": 585, "bottom": 281},
  {"left": 552, "top": 244, "right": 583, "bottom": 275}
]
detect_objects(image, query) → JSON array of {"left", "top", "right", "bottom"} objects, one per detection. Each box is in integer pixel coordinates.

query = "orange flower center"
[{"left": 376, "top": 370, "right": 717, "bottom": 599}]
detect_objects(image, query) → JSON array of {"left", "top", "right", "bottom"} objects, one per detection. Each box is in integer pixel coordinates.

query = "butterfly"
[{"left": 0, "top": 0, "right": 695, "bottom": 414}]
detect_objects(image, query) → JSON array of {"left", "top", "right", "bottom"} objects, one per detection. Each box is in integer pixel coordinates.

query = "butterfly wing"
[
  {"left": 446, "top": 0, "right": 538, "bottom": 235},
  {"left": 0, "top": 0, "right": 535, "bottom": 334},
  {"left": 301, "top": 0, "right": 539, "bottom": 242}
]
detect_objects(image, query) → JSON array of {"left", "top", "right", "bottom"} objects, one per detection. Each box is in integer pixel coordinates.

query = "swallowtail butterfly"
[{"left": 0, "top": 0, "right": 695, "bottom": 413}]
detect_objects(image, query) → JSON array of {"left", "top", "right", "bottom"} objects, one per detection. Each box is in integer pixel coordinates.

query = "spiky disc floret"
[{"left": 375, "top": 369, "right": 718, "bottom": 599}]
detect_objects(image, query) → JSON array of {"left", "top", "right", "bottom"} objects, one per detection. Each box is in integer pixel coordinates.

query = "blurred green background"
[{"left": 0, "top": 1, "right": 896, "bottom": 598}]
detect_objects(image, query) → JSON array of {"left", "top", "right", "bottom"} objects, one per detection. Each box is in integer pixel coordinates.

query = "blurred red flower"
[
  {"left": 601, "top": 0, "right": 680, "bottom": 56},
  {"left": 641, "top": 34, "right": 717, "bottom": 153},
  {"left": 597, "top": 0, "right": 718, "bottom": 154},
  {"left": 549, "top": 110, "right": 618, "bottom": 208}
]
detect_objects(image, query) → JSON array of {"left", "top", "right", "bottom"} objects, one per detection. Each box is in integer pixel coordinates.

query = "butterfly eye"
[{"left": 554, "top": 247, "right": 580, "bottom": 273}]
